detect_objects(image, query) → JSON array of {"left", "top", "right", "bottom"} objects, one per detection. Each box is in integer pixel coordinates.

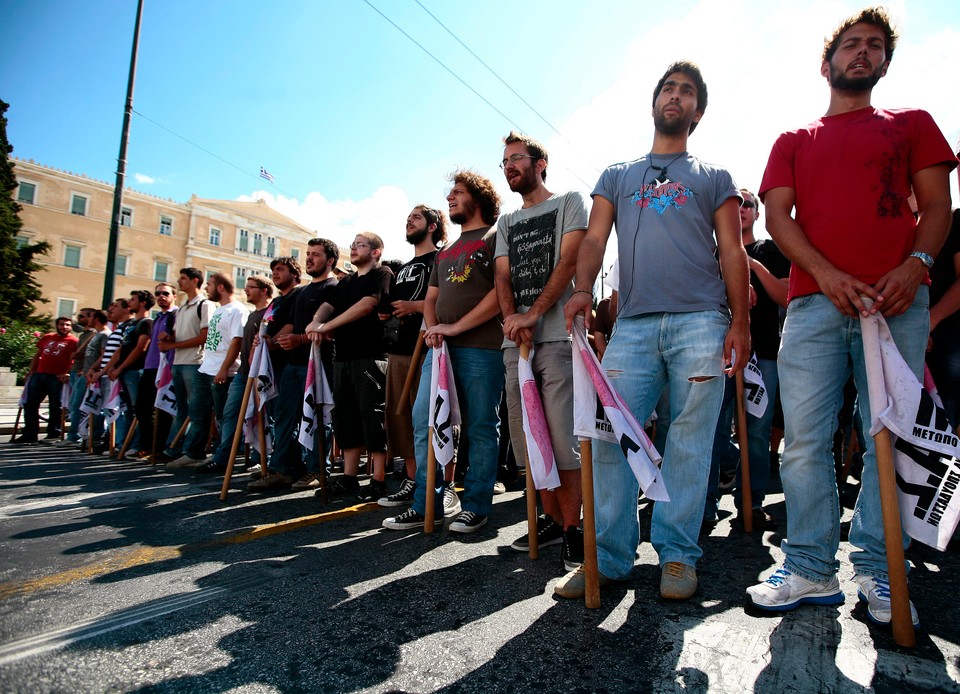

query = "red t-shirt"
[
  {"left": 759, "top": 107, "right": 958, "bottom": 300},
  {"left": 35, "top": 333, "right": 79, "bottom": 375}
]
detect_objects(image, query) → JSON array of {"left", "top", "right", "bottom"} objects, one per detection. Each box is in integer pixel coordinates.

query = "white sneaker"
[
  {"left": 746, "top": 567, "right": 844, "bottom": 611},
  {"left": 853, "top": 574, "right": 919, "bottom": 627},
  {"left": 168, "top": 455, "right": 206, "bottom": 468},
  {"left": 443, "top": 482, "right": 461, "bottom": 519}
]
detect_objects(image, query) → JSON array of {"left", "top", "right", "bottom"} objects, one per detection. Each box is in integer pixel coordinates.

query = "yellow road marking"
[{"left": 0, "top": 501, "right": 381, "bottom": 601}]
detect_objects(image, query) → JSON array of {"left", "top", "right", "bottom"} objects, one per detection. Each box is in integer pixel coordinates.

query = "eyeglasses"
[
  {"left": 499, "top": 153, "right": 538, "bottom": 169},
  {"left": 350, "top": 242, "right": 370, "bottom": 250},
  {"left": 155, "top": 291, "right": 173, "bottom": 296},
  {"left": 741, "top": 200, "right": 756, "bottom": 209}
]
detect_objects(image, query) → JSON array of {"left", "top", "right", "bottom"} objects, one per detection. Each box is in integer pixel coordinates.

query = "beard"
[
  {"left": 406, "top": 227, "right": 428, "bottom": 245},
  {"left": 449, "top": 199, "right": 477, "bottom": 226},
  {"left": 653, "top": 108, "right": 692, "bottom": 137},
  {"left": 828, "top": 62, "right": 883, "bottom": 91}
]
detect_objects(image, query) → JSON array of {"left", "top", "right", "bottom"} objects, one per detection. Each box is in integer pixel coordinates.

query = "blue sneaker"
[
  {"left": 854, "top": 574, "right": 919, "bottom": 627},
  {"left": 746, "top": 567, "right": 844, "bottom": 611}
]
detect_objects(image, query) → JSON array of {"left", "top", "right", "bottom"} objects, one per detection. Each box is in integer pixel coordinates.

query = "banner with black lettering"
[
  {"left": 861, "top": 310, "right": 960, "bottom": 551},
  {"left": 429, "top": 342, "right": 460, "bottom": 468},
  {"left": 297, "top": 343, "right": 334, "bottom": 451},
  {"left": 154, "top": 350, "right": 177, "bottom": 416},
  {"left": 517, "top": 346, "right": 561, "bottom": 491},
  {"left": 103, "top": 377, "right": 123, "bottom": 425},
  {"left": 743, "top": 353, "right": 769, "bottom": 418},
  {"left": 80, "top": 381, "right": 102, "bottom": 415},
  {"left": 570, "top": 321, "right": 668, "bottom": 502}
]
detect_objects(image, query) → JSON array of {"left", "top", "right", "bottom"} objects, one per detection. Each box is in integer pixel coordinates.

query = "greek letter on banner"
[{"left": 428, "top": 343, "right": 461, "bottom": 467}]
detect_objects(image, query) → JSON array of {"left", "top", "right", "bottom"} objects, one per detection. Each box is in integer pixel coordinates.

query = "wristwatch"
[{"left": 909, "top": 251, "right": 934, "bottom": 269}]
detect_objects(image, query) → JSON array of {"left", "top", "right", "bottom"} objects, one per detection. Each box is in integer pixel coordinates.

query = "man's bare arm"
[{"left": 715, "top": 197, "right": 751, "bottom": 374}]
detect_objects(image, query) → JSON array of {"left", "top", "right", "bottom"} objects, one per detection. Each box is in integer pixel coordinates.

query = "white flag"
[
  {"left": 428, "top": 342, "right": 461, "bottom": 467},
  {"left": 297, "top": 343, "right": 334, "bottom": 450},
  {"left": 243, "top": 340, "right": 277, "bottom": 458},
  {"left": 103, "top": 378, "right": 123, "bottom": 425},
  {"left": 154, "top": 350, "right": 177, "bottom": 415},
  {"left": 571, "top": 322, "right": 669, "bottom": 501},
  {"left": 517, "top": 347, "right": 561, "bottom": 490},
  {"left": 861, "top": 310, "right": 960, "bottom": 551},
  {"left": 742, "top": 353, "right": 769, "bottom": 418},
  {"left": 80, "top": 382, "right": 103, "bottom": 415},
  {"left": 60, "top": 380, "right": 72, "bottom": 408}
]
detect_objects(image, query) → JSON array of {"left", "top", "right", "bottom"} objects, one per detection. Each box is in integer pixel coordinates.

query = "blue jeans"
[
  {"left": 267, "top": 364, "right": 309, "bottom": 477},
  {"left": 778, "top": 289, "right": 929, "bottom": 582},
  {"left": 116, "top": 370, "right": 140, "bottom": 450},
  {"left": 412, "top": 346, "right": 503, "bottom": 517},
  {"left": 165, "top": 364, "right": 199, "bottom": 456},
  {"left": 593, "top": 311, "right": 728, "bottom": 577},
  {"left": 213, "top": 372, "right": 247, "bottom": 467},
  {"left": 183, "top": 372, "right": 229, "bottom": 459},
  {"left": 68, "top": 372, "right": 86, "bottom": 442}
]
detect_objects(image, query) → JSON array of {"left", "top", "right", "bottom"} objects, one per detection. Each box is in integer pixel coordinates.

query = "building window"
[
  {"left": 209, "top": 226, "right": 221, "bottom": 246},
  {"left": 235, "top": 266, "right": 248, "bottom": 285},
  {"left": 238, "top": 228, "right": 249, "bottom": 252},
  {"left": 253, "top": 233, "right": 263, "bottom": 256},
  {"left": 120, "top": 206, "right": 133, "bottom": 227},
  {"left": 63, "top": 243, "right": 82, "bottom": 268},
  {"left": 266, "top": 236, "right": 276, "bottom": 257},
  {"left": 116, "top": 255, "right": 129, "bottom": 276},
  {"left": 291, "top": 248, "right": 300, "bottom": 261},
  {"left": 56, "top": 298, "right": 77, "bottom": 321},
  {"left": 159, "top": 215, "right": 173, "bottom": 236},
  {"left": 17, "top": 181, "right": 36, "bottom": 204},
  {"left": 15, "top": 235, "right": 30, "bottom": 249},
  {"left": 154, "top": 261, "right": 169, "bottom": 282},
  {"left": 70, "top": 194, "right": 88, "bottom": 216}
]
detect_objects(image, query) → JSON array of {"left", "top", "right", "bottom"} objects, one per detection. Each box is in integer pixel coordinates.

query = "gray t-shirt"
[
  {"left": 593, "top": 153, "right": 739, "bottom": 318},
  {"left": 495, "top": 191, "right": 588, "bottom": 345}
]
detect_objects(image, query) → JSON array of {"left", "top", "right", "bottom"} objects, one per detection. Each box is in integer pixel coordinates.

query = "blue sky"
[{"left": 4, "top": 0, "right": 959, "bottom": 257}]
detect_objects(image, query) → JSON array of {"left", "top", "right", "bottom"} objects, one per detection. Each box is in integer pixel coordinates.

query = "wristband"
[{"left": 572, "top": 289, "right": 593, "bottom": 297}]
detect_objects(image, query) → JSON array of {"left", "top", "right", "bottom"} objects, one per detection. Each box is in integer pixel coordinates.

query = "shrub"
[{"left": 0, "top": 321, "right": 41, "bottom": 381}]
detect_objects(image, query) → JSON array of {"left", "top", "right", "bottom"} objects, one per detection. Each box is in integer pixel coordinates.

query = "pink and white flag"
[
  {"left": 517, "top": 347, "right": 561, "bottom": 490},
  {"left": 243, "top": 340, "right": 277, "bottom": 458},
  {"left": 154, "top": 350, "right": 177, "bottom": 415},
  {"left": 429, "top": 342, "right": 460, "bottom": 467},
  {"left": 80, "top": 381, "right": 103, "bottom": 415},
  {"left": 743, "top": 353, "right": 769, "bottom": 418},
  {"left": 861, "top": 309, "right": 960, "bottom": 551},
  {"left": 297, "top": 343, "right": 334, "bottom": 450},
  {"left": 103, "top": 378, "right": 123, "bottom": 425},
  {"left": 571, "top": 321, "right": 669, "bottom": 501}
]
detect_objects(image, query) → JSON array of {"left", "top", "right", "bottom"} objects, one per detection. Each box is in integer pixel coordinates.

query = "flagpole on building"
[{"left": 102, "top": 0, "right": 144, "bottom": 308}]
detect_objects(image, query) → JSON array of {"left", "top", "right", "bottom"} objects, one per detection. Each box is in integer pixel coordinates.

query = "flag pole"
[
  {"left": 424, "top": 437, "right": 438, "bottom": 533},
  {"left": 519, "top": 344, "right": 539, "bottom": 560},
  {"left": 397, "top": 331, "right": 426, "bottom": 415},
  {"left": 220, "top": 375, "right": 254, "bottom": 501},
  {"left": 580, "top": 438, "right": 600, "bottom": 608},
  {"left": 734, "top": 372, "right": 753, "bottom": 532},
  {"left": 12, "top": 406, "right": 21, "bottom": 440},
  {"left": 874, "top": 425, "right": 916, "bottom": 647},
  {"left": 118, "top": 417, "right": 138, "bottom": 460},
  {"left": 150, "top": 407, "right": 159, "bottom": 465}
]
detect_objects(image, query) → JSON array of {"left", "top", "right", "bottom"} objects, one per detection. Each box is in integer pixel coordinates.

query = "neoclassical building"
[{"left": 12, "top": 158, "right": 351, "bottom": 319}]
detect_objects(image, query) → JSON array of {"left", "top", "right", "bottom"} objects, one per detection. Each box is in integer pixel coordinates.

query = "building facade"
[{"left": 13, "top": 158, "right": 351, "bottom": 319}]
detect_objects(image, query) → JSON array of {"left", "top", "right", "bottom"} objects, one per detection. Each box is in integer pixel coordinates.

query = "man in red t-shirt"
[
  {"left": 746, "top": 8, "right": 957, "bottom": 626},
  {"left": 12, "top": 317, "right": 80, "bottom": 444}
]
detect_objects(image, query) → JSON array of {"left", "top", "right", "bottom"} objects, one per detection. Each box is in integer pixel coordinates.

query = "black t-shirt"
[
  {"left": 289, "top": 278, "right": 339, "bottom": 367},
  {"left": 119, "top": 317, "right": 154, "bottom": 371},
  {"left": 240, "top": 307, "right": 267, "bottom": 374},
  {"left": 330, "top": 266, "right": 394, "bottom": 361},
  {"left": 266, "top": 287, "right": 299, "bottom": 370},
  {"left": 386, "top": 250, "right": 437, "bottom": 355},
  {"left": 747, "top": 239, "right": 790, "bottom": 360},
  {"left": 931, "top": 209, "right": 960, "bottom": 343}
]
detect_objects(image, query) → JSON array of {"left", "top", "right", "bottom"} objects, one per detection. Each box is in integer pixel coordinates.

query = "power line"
[
  {"left": 413, "top": 0, "right": 602, "bottom": 176},
  {"left": 131, "top": 109, "right": 298, "bottom": 199}
]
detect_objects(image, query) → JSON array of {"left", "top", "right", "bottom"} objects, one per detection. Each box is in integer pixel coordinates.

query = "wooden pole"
[
  {"left": 519, "top": 344, "right": 539, "bottom": 560},
  {"left": 60, "top": 405, "right": 67, "bottom": 441},
  {"left": 220, "top": 376, "right": 255, "bottom": 501},
  {"left": 87, "top": 411, "right": 94, "bottom": 453},
  {"left": 874, "top": 425, "right": 916, "bottom": 647},
  {"left": 581, "top": 439, "right": 600, "bottom": 608},
  {"left": 169, "top": 416, "right": 190, "bottom": 449},
  {"left": 396, "top": 331, "right": 425, "bottom": 416},
  {"left": 108, "top": 421, "right": 116, "bottom": 455},
  {"left": 317, "top": 419, "right": 328, "bottom": 504},
  {"left": 12, "top": 406, "right": 21, "bottom": 440},
  {"left": 118, "top": 417, "right": 138, "bottom": 460},
  {"left": 735, "top": 372, "right": 753, "bottom": 532},
  {"left": 424, "top": 430, "right": 438, "bottom": 533},
  {"left": 256, "top": 390, "right": 267, "bottom": 479},
  {"left": 150, "top": 408, "right": 159, "bottom": 465}
]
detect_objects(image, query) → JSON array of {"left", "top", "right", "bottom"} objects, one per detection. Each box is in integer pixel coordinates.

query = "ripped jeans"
[{"left": 593, "top": 310, "right": 728, "bottom": 577}]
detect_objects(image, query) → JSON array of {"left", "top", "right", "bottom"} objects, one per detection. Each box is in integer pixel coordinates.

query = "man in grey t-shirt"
[
  {"left": 561, "top": 61, "right": 750, "bottom": 601},
  {"left": 494, "top": 130, "right": 587, "bottom": 569}
]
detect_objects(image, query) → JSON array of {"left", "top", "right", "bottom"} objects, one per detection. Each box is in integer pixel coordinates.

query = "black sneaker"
[
  {"left": 449, "top": 511, "right": 488, "bottom": 534},
  {"left": 443, "top": 482, "right": 461, "bottom": 519},
  {"left": 718, "top": 469, "right": 737, "bottom": 491},
  {"left": 382, "top": 507, "right": 426, "bottom": 530},
  {"left": 194, "top": 460, "right": 227, "bottom": 474},
  {"left": 378, "top": 478, "right": 416, "bottom": 507},
  {"left": 561, "top": 527, "right": 585, "bottom": 571},
  {"left": 326, "top": 475, "right": 360, "bottom": 496},
  {"left": 359, "top": 479, "right": 388, "bottom": 502},
  {"left": 510, "top": 514, "right": 563, "bottom": 552}
]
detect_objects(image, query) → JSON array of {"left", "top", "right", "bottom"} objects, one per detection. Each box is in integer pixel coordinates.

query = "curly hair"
[
  {"left": 823, "top": 7, "right": 898, "bottom": 63},
  {"left": 449, "top": 170, "right": 501, "bottom": 226}
]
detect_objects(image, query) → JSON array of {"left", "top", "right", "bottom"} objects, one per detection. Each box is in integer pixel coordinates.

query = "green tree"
[{"left": 0, "top": 99, "right": 51, "bottom": 330}]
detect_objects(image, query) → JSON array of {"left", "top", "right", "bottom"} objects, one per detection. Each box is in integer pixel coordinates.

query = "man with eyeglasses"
[
  {"left": 307, "top": 233, "right": 394, "bottom": 500},
  {"left": 133, "top": 283, "right": 178, "bottom": 461},
  {"left": 704, "top": 189, "right": 790, "bottom": 531},
  {"left": 562, "top": 61, "right": 750, "bottom": 601},
  {"left": 493, "top": 130, "right": 588, "bottom": 569}
]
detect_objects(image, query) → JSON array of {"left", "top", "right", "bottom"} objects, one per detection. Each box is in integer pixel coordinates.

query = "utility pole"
[{"left": 102, "top": 0, "right": 144, "bottom": 307}]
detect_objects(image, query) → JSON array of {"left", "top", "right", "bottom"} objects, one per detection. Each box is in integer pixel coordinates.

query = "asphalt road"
[{"left": 0, "top": 441, "right": 958, "bottom": 693}]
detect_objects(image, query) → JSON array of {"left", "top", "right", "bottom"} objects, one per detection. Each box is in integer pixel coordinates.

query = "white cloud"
[{"left": 133, "top": 173, "right": 155, "bottom": 184}]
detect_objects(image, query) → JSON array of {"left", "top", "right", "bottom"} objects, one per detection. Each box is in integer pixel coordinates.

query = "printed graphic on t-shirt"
[
  {"left": 508, "top": 209, "right": 557, "bottom": 308},
  {"left": 206, "top": 312, "right": 224, "bottom": 351},
  {"left": 630, "top": 179, "right": 695, "bottom": 214},
  {"left": 395, "top": 259, "right": 431, "bottom": 300},
  {"left": 441, "top": 239, "right": 491, "bottom": 284}
]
